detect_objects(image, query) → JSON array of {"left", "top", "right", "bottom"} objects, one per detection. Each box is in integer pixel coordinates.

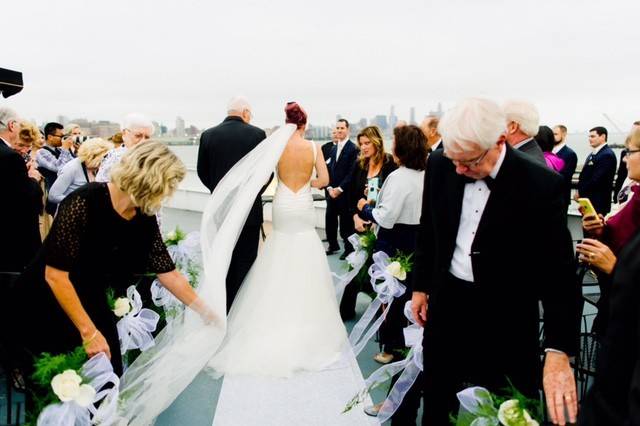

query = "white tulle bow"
[
  {"left": 455, "top": 387, "right": 500, "bottom": 426},
  {"left": 348, "top": 251, "right": 406, "bottom": 356},
  {"left": 364, "top": 300, "right": 424, "bottom": 423},
  {"left": 117, "top": 286, "right": 160, "bottom": 354},
  {"left": 37, "top": 353, "right": 120, "bottom": 426},
  {"left": 332, "top": 233, "right": 369, "bottom": 302},
  {"left": 166, "top": 231, "right": 201, "bottom": 270}
]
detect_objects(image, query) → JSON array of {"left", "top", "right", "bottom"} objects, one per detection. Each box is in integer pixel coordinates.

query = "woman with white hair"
[
  {"left": 95, "top": 113, "right": 154, "bottom": 182},
  {"left": 8, "top": 142, "right": 216, "bottom": 390},
  {"left": 48, "top": 138, "right": 113, "bottom": 205}
]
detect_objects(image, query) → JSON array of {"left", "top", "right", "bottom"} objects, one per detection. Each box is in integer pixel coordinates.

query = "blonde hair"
[
  {"left": 18, "top": 121, "right": 42, "bottom": 148},
  {"left": 357, "top": 126, "right": 386, "bottom": 169},
  {"left": 629, "top": 127, "right": 640, "bottom": 150},
  {"left": 77, "top": 138, "right": 113, "bottom": 169},
  {"left": 111, "top": 141, "right": 186, "bottom": 216},
  {"left": 65, "top": 123, "right": 81, "bottom": 135}
]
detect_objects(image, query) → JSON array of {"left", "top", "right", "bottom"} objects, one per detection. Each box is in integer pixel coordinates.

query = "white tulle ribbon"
[
  {"left": 455, "top": 387, "right": 500, "bottom": 426},
  {"left": 37, "top": 353, "right": 120, "bottom": 426},
  {"left": 117, "top": 286, "right": 160, "bottom": 354},
  {"left": 331, "top": 233, "right": 369, "bottom": 302},
  {"left": 365, "top": 300, "right": 423, "bottom": 424},
  {"left": 167, "top": 231, "right": 201, "bottom": 271},
  {"left": 150, "top": 278, "right": 175, "bottom": 308},
  {"left": 348, "top": 251, "right": 406, "bottom": 356}
]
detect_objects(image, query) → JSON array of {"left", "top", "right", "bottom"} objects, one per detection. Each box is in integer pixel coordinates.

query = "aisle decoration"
[
  {"left": 348, "top": 250, "right": 411, "bottom": 356},
  {"left": 454, "top": 384, "right": 542, "bottom": 426},
  {"left": 332, "top": 230, "right": 376, "bottom": 301},
  {"left": 108, "top": 286, "right": 160, "bottom": 354}
]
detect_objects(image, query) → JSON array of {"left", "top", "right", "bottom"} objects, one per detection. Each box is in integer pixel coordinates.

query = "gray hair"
[
  {"left": 227, "top": 96, "right": 251, "bottom": 114},
  {"left": 439, "top": 98, "right": 506, "bottom": 153},
  {"left": 0, "top": 107, "right": 19, "bottom": 132},
  {"left": 122, "top": 113, "right": 155, "bottom": 135},
  {"left": 503, "top": 99, "right": 539, "bottom": 137}
]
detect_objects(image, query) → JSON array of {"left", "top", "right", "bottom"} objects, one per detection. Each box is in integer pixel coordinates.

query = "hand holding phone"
[{"left": 577, "top": 198, "right": 597, "bottom": 218}]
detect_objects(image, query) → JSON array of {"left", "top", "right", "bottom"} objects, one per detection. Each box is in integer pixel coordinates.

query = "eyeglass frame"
[{"left": 443, "top": 148, "right": 490, "bottom": 168}]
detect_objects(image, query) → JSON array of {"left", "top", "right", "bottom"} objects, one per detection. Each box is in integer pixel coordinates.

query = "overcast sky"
[{"left": 3, "top": 0, "right": 640, "bottom": 132}]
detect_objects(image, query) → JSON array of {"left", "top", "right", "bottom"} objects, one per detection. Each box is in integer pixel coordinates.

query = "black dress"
[{"left": 9, "top": 183, "right": 175, "bottom": 377}]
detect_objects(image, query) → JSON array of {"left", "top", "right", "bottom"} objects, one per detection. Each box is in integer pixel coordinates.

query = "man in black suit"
[
  {"left": 503, "top": 99, "right": 546, "bottom": 165},
  {"left": 197, "top": 96, "right": 267, "bottom": 310},
  {"left": 0, "top": 108, "right": 43, "bottom": 275},
  {"left": 410, "top": 98, "right": 580, "bottom": 426},
  {"left": 576, "top": 126, "right": 617, "bottom": 215},
  {"left": 325, "top": 118, "right": 358, "bottom": 259},
  {"left": 420, "top": 116, "right": 444, "bottom": 152},
  {"left": 578, "top": 229, "right": 640, "bottom": 425},
  {"left": 321, "top": 127, "right": 337, "bottom": 161},
  {"left": 553, "top": 125, "right": 578, "bottom": 206}
]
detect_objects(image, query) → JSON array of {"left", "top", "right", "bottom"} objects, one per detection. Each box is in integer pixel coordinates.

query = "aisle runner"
[{"left": 212, "top": 346, "right": 379, "bottom": 426}]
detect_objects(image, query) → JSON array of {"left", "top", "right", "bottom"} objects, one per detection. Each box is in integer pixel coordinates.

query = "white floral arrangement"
[
  {"left": 112, "top": 296, "right": 132, "bottom": 317},
  {"left": 454, "top": 385, "right": 542, "bottom": 426},
  {"left": 50, "top": 369, "right": 96, "bottom": 407}
]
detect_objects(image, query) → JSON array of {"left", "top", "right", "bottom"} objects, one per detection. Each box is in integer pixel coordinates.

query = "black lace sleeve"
[
  {"left": 43, "top": 192, "right": 89, "bottom": 271},
  {"left": 148, "top": 220, "right": 175, "bottom": 274}
]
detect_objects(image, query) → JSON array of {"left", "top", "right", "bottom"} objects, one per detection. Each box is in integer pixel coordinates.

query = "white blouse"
[{"left": 371, "top": 166, "right": 425, "bottom": 229}]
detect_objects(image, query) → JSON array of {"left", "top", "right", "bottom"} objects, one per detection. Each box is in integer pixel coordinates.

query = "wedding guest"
[
  {"left": 36, "top": 122, "right": 74, "bottom": 214},
  {"left": 48, "top": 138, "right": 112, "bottom": 205},
  {"left": 95, "top": 113, "right": 154, "bottom": 182},
  {"left": 576, "top": 126, "right": 617, "bottom": 215},
  {"left": 339, "top": 125, "right": 397, "bottom": 321},
  {"left": 613, "top": 121, "right": 640, "bottom": 204},
  {"left": 411, "top": 98, "right": 580, "bottom": 425},
  {"left": 109, "top": 131, "right": 124, "bottom": 149},
  {"left": 13, "top": 121, "right": 40, "bottom": 161},
  {"left": 356, "top": 125, "right": 427, "bottom": 422},
  {"left": 325, "top": 118, "right": 358, "bottom": 259},
  {"left": 419, "top": 116, "right": 443, "bottom": 152},
  {"left": 197, "top": 96, "right": 268, "bottom": 310},
  {"left": 578, "top": 228, "right": 640, "bottom": 426},
  {"left": 503, "top": 99, "right": 546, "bottom": 164},
  {"left": 553, "top": 125, "right": 578, "bottom": 206},
  {"left": 577, "top": 126, "right": 640, "bottom": 336},
  {"left": 535, "top": 125, "right": 565, "bottom": 172},
  {"left": 8, "top": 141, "right": 216, "bottom": 383},
  {"left": 321, "top": 127, "right": 338, "bottom": 161},
  {"left": 0, "top": 108, "right": 43, "bottom": 275}
]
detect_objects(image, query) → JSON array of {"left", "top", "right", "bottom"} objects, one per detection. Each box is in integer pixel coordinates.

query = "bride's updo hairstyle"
[{"left": 285, "top": 102, "right": 307, "bottom": 129}]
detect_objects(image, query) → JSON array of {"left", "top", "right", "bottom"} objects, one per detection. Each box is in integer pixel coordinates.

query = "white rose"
[
  {"left": 167, "top": 231, "right": 177, "bottom": 241},
  {"left": 74, "top": 384, "right": 97, "bottom": 407},
  {"left": 359, "top": 236, "right": 368, "bottom": 248},
  {"left": 113, "top": 297, "right": 131, "bottom": 317},
  {"left": 385, "top": 261, "right": 407, "bottom": 281},
  {"left": 498, "top": 399, "right": 537, "bottom": 426},
  {"left": 51, "top": 370, "right": 82, "bottom": 402}
]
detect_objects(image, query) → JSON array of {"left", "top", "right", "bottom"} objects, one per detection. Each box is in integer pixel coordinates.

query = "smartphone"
[
  {"left": 367, "top": 177, "right": 380, "bottom": 203},
  {"left": 577, "top": 198, "right": 598, "bottom": 217}
]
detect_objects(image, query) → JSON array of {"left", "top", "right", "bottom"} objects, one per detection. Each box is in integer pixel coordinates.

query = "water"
[{"left": 169, "top": 133, "right": 627, "bottom": 171}]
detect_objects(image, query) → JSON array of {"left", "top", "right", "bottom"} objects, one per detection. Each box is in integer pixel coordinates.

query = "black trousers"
[
  {"left": 226, "top": 224, "right": 260, "bottom": 311},
  {"left": 325, "top": 197, "right": 354, "bottom": 252}
]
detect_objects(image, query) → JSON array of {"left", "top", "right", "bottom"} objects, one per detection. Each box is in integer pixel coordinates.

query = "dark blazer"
[
  {"left": 555, "top": 144, "right": 578, "bottom": 205},
  {"left": 321, "top": 141, "right": 335, "bottom": 162},
  {"left": 327, "top": 140, "right": 359, "bottom": 207},
  {"left": 577, "top": 144, "right": 617, "bottom": 215},
  {"left": 347, "top": 154, "right": 398, "bottom": 217},
  {"left": 613, "top": 148, "right": 629, "bottom": 202},
  {"left": 517, "top": 138, "right": 546, "bottom": 165},
  {"left": 579, "top": 229, "right": 640, "bottom": 426},
  {"left": 197, "top": 116, "right": 267, "bottom": 226},
  {"left": 0, "top": 141, "right": 43, "bottom": 272},
  {"left": 413, "top": 146, "right": 580, "bottom": 389}
]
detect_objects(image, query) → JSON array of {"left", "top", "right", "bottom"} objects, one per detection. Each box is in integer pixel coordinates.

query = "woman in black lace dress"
[{"left": 9, "top": 141, "right": 216, "bottom": 380}]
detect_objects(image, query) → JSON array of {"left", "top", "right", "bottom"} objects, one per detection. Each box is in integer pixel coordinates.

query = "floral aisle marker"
[
  {"left": 108, "top": 285, "right": 160, "bottom": 355},
  {"left": 454, "top": 384, "right": 542, "bottom": 426},
  {"left": 31, "top": 349, "right": 120, "bottom": 425},
  {"left": 332, "top": 230, "right": 376, "bottom": 302},
  {"left": 348, "top": 250, "right": 410, "bottom": 356}
]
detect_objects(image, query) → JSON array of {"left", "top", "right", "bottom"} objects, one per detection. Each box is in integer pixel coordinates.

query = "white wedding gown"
[{"left": 208, "top": 140, "right": 347, "bottom": 377}]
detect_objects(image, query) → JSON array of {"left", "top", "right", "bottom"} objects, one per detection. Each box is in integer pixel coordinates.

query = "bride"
[
  {"left": 117, "top": 103, "right": 352, "bottom": 424},
  {"left": 208, "top": 102, "right": 347, "bottom": 377}
]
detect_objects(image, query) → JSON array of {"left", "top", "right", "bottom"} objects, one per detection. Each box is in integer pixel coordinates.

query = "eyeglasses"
[
  {"left": 124, "top": 129, "right": 151, "bottom": 140},
  {"left": 627, "top": 148, "right": 640, "bottom": 156},
  {"left": 444, "top": 149, "right": 490, "bottom": 168}
]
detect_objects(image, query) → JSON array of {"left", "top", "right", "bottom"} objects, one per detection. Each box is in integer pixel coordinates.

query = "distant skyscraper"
[
  {"left": 371, "top": 115, "right": 389, "bottom": 131},
  {"left": 409, "top": 107, "right": 416, "bottom": 125},
  {"left": 175, "top": 116, "right": 185, "bottom": 137},
  {"left": 389, "top": 105, "right": 398, "bottom": 129},
  {"left": 428, "top": 102, "right": 444, "bottom": 118}
]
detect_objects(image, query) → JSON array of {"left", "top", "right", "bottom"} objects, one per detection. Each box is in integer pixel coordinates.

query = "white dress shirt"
[
  {"left": 335, "top": 138, "right": 349, "bottom": 161},
  {"left": 591, "top": 142, "right": 607, "bottom": 155},
  {"left": 1, "top": 137, "right": 10, "bottom": 148},
  {"left": 552, "top": 142, "right": 566, "bottom": 154},
  {"left": 449, "top": 145, "right": 506, "bottom": 282},
  {"left": 431, "top": 139, "right": 442, "bottom": 151}
]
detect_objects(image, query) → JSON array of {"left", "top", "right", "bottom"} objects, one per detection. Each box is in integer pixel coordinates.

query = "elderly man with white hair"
[
  {"left": 503, "top": 99, "right": 546, "bottom": 164},
  {"left": 409, "top": 98, "right": 580, "bottom": 425},
  {"left": 95, "top": 113, "right": 154, "bottom": 182},
  {"left": 197, "top": 96, "right": 268, "bottom": 311}
]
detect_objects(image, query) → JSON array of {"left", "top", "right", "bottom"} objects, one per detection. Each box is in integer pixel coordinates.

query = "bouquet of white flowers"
[{"left": 454, "top": 384, "right": 543, "bottom": 426}]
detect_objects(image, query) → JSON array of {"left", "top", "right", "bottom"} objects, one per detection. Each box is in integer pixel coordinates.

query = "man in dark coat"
[
  {"left": 410, "top": 98, "right": 580, "bottom": 426},
  {"left": 576, "top": 126, "right": 617, "bottom": 215},
  {"left": 503, "top": 99, "right": 546, "bottom": 165},
  {"left": 553, "top": 125, "right": 578, "bottom": 207},
  {"left": 197, "top": 96, "right": 267, "bottom": 310}
]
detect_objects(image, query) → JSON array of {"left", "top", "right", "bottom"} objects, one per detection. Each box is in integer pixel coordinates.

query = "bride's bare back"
[{"left": 277, "top": 132, "right": 329, "bottom": 192}]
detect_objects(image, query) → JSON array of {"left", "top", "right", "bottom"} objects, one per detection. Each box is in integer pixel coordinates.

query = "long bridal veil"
[{"left": 117, "top": 124, "right": 297, "bottom": 425}]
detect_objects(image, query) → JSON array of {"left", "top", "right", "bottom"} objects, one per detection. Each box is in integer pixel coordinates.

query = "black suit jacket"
[
  {"left": 577, "top": 145, "right": 617, "bottom": 215},
  {"left": 321, "top": 141, "right": 335, "bottom": 162},
  {"left": 327, "top": 140, "right": 359, "bottom": 207},
  {"left": 517, "top": 138, "right": 546, "bottom": 165},
  {"left": 197, "top": 117, "right": 268, "bottom": 227},
  {"left": 579, "top": 230, "right": 640, "bottom": 426},
  {"left": 413, "top": 146, "right": 580, "bottom": 384},
  {"left": 0, "top": 141, "right": 43, "bottom": 272},
  {"left": 556, "top": 145, "right": 578, "bottom": 205}
]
